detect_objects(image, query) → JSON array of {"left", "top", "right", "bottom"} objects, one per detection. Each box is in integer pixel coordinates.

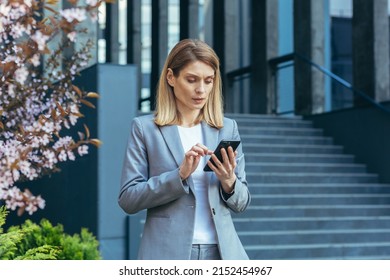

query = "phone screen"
[{"left": 203, "top": 140, "right": 241, "bottom": 172}]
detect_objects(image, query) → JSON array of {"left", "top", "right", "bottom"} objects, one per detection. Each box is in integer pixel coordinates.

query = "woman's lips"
[{"left": 193, "top": 98, "right": 205, "bottom": 104}]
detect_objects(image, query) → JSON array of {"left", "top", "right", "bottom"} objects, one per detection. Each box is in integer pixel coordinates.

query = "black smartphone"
[{"left": 203, "top": 140, "right": 241, "bottom": 172}]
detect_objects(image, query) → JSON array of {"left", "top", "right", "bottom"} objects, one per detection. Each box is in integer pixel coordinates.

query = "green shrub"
[
  {"left": 0, "top": 206, "right": 101, "bottom": 260},
  {"left": 0, "top": 206, "right": 59, "bottom": 260}
]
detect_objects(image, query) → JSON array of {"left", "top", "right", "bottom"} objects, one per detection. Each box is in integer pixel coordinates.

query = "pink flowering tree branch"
[{"left": 0, "top": 0, "right": 106, "bottom": 215}]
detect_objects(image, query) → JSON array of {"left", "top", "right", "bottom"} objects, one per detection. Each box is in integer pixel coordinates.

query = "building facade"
[{"left": 6, "top": 0, "right": 390, "bottom": 260}]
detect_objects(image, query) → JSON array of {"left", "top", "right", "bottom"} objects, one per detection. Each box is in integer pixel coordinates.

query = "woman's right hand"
[{"left": 179, "top": 143, "right": 212, "bottom": 180}]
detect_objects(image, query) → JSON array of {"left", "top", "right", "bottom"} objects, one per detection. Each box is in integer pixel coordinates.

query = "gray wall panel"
[{"left": 96, "top": 64, "right": 138, "bottom": 259}]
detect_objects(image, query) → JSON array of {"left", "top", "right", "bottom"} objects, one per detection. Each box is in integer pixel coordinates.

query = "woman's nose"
[{"left": 196, "top": 83, "right": 205, "bottom": 94}]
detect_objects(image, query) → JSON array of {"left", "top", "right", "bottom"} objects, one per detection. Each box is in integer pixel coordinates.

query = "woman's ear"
[{"left": 166, "top": 68, "right": 175, "bottom": 87}]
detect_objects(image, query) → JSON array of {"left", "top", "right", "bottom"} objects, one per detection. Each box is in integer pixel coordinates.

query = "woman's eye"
[
  {"left": 187, "top": 79, "right": 196, "bottom": 83},
  {"left": 205, "top": 79, "right": 213, "bottom": 84}
]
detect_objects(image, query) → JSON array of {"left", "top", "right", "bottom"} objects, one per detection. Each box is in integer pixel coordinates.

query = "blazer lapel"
[
  {"left": 159, "top": 125, "right": 184, "bottom": 167},
  {"left": 159, "top": 122, "right": 219, "bottom": 167}
]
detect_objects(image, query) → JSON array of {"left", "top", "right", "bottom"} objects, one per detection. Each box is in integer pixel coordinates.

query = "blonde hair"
[{"left": 154, "top": 39, "right": 224, "bottom": 128}]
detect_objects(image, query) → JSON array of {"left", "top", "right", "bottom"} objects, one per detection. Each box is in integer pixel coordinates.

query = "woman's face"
[{"left": 167, "top": 60, "right": 215, "bottom": 115}]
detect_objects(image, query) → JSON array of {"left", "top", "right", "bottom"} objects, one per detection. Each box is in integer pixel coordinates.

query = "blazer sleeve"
[
  {"left": 220, "top": 119, "right": 251, "bottom": 213},
  {"left": 118, "top": 117, "right": 189, "bottom": 214}
]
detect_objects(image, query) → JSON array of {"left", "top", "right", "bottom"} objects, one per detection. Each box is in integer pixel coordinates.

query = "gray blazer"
[{"left": 118, "top": 114, "right": 251, "bottom": 260}]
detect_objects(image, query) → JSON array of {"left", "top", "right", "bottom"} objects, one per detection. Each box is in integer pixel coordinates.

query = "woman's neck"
[{"left": 179, "top": 110, "right": 201, "bottom": 128}]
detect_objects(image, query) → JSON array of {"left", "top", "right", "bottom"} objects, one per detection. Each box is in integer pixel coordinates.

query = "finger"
[
  {"left": 185, "top": 152, "right": 201, "bottom": 167},
  {"left": 191, "top": 146, "right": 206, "bottom": 156},
  {"left": 207, "top": 159, "right": 221, "bottom": 175},
  {"left": 211, "top": 153, "right": 223, "bottom": 169},
  {"left": 193, "top": 154, "right": 201, "bottom": 165},
  {"left": 220, "top": 148, "right": 234, "bottom": 175},
  {"left": 192, "top": 144, "right": 209, "bottom": 156},
  {"left": 195, "top": 143, "right": 209, "bottom": 151},
  {"left": 207, "top": 160, "right": 217, "bottom": 171},
  {"left": 186, "top": 150, "right": 198, "bottom": 158},
  {"left": 220, "top": 148, "right": 230, "bottom": 166},
  {"left": 227, "top": 146, "right": 236, "bottom": 165}
]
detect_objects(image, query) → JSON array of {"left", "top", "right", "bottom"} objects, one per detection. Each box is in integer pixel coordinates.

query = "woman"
[{"left": 118, "top": 39, "right": 250, "bottom": 260}]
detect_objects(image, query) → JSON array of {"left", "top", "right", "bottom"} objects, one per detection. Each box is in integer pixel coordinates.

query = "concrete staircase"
[{"left": 228, "top": 113, "right": 390, "bottom": 259}]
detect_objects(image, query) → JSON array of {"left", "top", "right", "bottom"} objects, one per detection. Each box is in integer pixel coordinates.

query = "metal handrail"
[
  {"left": 226, "top": 52, "right": 390, "bottom": 115},
  {"left": 269, "top": 52, "right": 390, "bottom": 115},
  {"left": 226, "top": 65, "right": 252, "bottom": 87}
]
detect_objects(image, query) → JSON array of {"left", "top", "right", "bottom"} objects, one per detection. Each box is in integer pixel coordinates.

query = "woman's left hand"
[{"left": 207, "top": 146, "right": 237, "bottom": 194}]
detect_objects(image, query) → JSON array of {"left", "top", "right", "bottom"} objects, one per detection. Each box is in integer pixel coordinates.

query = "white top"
[{"left": 177, "top": 124, "right": 218, "bottom": 244}]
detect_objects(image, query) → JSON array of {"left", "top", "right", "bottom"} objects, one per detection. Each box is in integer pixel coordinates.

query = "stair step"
[
  {"left": 226, "top": 113, "right": 302, "bottom": 120},
  {"left": 234, "top": 119, "right": 314, "bottom": 128},
  {"left": 242, "top": 205, "right": 390, "bottom": 218},
  {"left": 243, "top": 143, "right": 343, "bottom": 154},
  {"left": 245, "top": 153, "right": 356, "bottom": 163},
  {"left": 249, "top": 183, "right": 390, "bottom": 194},
  {"left": 246, "top": 163, "right": 366, "bottom": 173},
  {"left": 245, "top": 242, "right": 390, "bottom": 260},
  {"left": 239, "top": 229, "right": 390, "bottom": 245},
  {"left": 249, "top": 194, "right": 390, "bottom": 206},
  {"left": 246, "top": 173, "right": 378, "bottom": 183},
  {"left": 241, "top": 135, "right": 333, "bottom": 145},
  {"left": 238, "top": 126, "right": 324, "bottom": 137},
  {"left": 233, "top": 216, "right": 390, "bottom": 231}
]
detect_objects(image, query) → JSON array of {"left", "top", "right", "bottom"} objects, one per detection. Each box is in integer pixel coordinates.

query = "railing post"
[
  {"left": 250, "top": 0, "right": 278, "bottom": 114},
  {"left": 293, "top": 0, "right": 325, "bottom": 115},
  {"left": 150, "top": 0, "right": 169, "bottom": 111},
  {"left": 352, "top": 0, "right": 390, "bottom": 105},
  {"left": 268, "top": 61, "right": 277, "bottom": 114}
]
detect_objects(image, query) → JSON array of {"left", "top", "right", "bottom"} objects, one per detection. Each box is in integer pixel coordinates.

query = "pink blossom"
[
  {"left": 19, "top": 160, "right": 31, "bottom": 175},
  {"left": 31, "top": 31, "right": 49, "bottom": 51},
  {"left": 14, "top": 66, "right": 29, "bottom": 84},
  {"left": 25, "top": 203, "right": 37, "bottom": 215},
  {"left": 53, "top": 136, "right": 73, "bottom": 150},
  {"left": 58, "top": 150, "right": 67, "bottom": 161},
  {"left": 78, "top": 145, "right": 89, "bottom": 156},
  {"left": 10, "top": 22, "right": 26, "bottom": 38},
  {"left": 30, "top": 54, "right": 40, "bottom": 67},
  {"left": 12, "top": 169, "right": 20, "bottom": 182},
  {"left": 0, "top": 4, "right": 11, "bottom": 21},
  {"left": 42, "top": 150, "right": 58, "bottom": 168},
  {"left": 67, "top": 150, "right": 75, "bottom": 161},
  {"left": 0, "top": 188, "right": 5, "bottom": 200},
  {"left": 37, "top": 196, "right": 45, "bottom": 209},
  {"left": 42, "top": 121, "right": 54, "bottom": 133},
  {"left": 67, "top": 31, "right": 77, "bottom": 42},
  {"left": 60, "top": 8, "right": 87, "bottom": 23},
  {"left": 0, "top": 0, "right": 102, "bottom": 215},
  {"left": 23, "top": 0, "right": 32, "bottom": 8},
  {"left": 8, "top": 83, "right": 16, "bottom": 98},
  {"left": 69, "top": 114, "right": 78, "bottom": 125}
]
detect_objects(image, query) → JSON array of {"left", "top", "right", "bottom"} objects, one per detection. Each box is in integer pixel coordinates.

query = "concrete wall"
[{"left": 95, "top": 64, "right": 138, "bottom": 259}]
